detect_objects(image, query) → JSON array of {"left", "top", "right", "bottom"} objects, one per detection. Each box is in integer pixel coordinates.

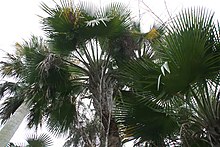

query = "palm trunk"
[
  {"left": 90, "top": 73, "right": 121, "bottom": 147},
  {"left": 93, "top": 96, "right": 121, "bottom": 147},
  {"left": 106, "top": 118, "right": 121, "bottom": 147},
  {"left": 0, "top": 103, "right": 29, "bottom": 146}
]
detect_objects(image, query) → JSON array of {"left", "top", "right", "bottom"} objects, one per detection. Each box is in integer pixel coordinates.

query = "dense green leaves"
[
  {"left": 115, "top": 7, "right": 220, "bottom": 146},
  {"left": 41, "top": 1, "right": 132, "bottom": 55},
  {"left": 115, "top": 91, "right": 179, "bottom": 146},
  {"left": 153, "top": 9, "right": 220, "bottom": 95},
  {"left": 0, "top": 36, "right": 83, "bottom": 132}
]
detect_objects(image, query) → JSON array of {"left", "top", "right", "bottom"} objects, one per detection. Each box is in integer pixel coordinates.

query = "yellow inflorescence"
[{"left": 145, "top": 28, "right": 159, "bottom": 40}]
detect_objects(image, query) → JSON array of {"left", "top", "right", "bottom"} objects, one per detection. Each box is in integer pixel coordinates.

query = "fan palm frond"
[
  {"left": 40, "top": 0, "right": 133, "bottom": 55},
  {"left": 26, "top": 133, "right": 53, "bottom": 147},
  {"left": 156, "top": 7, "right": 220, "bottom": 93},
  {"left": 0, "top": 96, "right": 23, "bottom": 124},
  {"left": 0, "top": 53, "right": 23, "bottom": 79},
  {"left": 0, "top": 82, "right": 18, "bottom": 98},
  {"left": 0, "top": 81, "right": 26, "bottom": 123},
  {"left": 45, "top": 97, "right": 77, "bottom": 135},
  {"left": 114, "top": 91, "right": 179, "bottom": 146}
]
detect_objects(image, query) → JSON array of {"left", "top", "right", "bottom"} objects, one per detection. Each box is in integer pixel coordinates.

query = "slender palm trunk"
[
  {"left": 90, "top": 73, "right": 121, "bottom": 147},
  {"left": 105, "top": 117, "right": 121, "bottom": 147},
  {"left": 100, "top": 85, "right": 121, "bottom": 147},
  {"left": 0, "top": 104, "right": 29, "bottom": 146},
  {"left": 92, "top": 90, "right": 121, "bottom": 147},
  {"left": 99, "top": 99, "right": 121, "bottom": 147}
]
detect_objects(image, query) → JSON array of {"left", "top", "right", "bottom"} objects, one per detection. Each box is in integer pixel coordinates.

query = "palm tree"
[
  {"left": 0, "top": 1, "right": 137, "bottom": 146},
  {"left": 116, "top": 7, "right": 220, "bottom": 147}
]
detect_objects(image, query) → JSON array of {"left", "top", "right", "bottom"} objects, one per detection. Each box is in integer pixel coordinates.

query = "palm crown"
[{"left": 117, "top": 7, "right": 220, "bottom": 146}]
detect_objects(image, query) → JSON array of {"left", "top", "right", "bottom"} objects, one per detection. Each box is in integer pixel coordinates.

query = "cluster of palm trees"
[{"left": 1, "top": 0, "right": 220, "bottom": 147}]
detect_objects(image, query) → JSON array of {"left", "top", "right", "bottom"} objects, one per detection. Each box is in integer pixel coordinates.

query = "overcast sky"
[
  {"left": 1, "top": 0, "right": 220, "bottom": 146},
  {"left": 1, "top": 0, "right": 220, "bottom": 53}
]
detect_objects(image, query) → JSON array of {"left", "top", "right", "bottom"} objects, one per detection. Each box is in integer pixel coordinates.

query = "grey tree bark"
[
  {"left": 89, "top": 69, "right": 121, "bottom": 147},
  {"left": 0, "top": 104, "right": 29, "bottom": 146}
]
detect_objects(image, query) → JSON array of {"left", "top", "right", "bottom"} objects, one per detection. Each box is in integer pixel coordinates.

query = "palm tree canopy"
[
  {"left": 40, "top": 1, "right": 132, "bottom": 55},
  {"left": 116, "top": 7, "right": 220, "bottom": 146}
]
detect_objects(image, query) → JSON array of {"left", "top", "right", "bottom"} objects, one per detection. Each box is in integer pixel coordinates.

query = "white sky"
[{"left": 1, "top": 0, "right": 220, "bottom": 146}]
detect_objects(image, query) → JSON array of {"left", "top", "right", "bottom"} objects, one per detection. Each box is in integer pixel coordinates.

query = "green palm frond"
[
  {"left": 96, "top": 2, "right": 132, "bottom": 37},
  {"left": 118, "top": 55, "right": 182, "bottom": 113},
  {"left": 114, "top": 91, "right": 179, "bottom": 146},
  {"left": 0, "top": 96, "right": 23, "bottom": 124},
  {"left": 26, "top": 133, "right": 53, "bottom": 147},
  {"left": 7, "top": 133, "right": 53, "bottom": 147},
  {"left": 45, "top": 97, "right": 77, "bottom": 135},
  {"left": 17, "top": 36, "right": 74, "bottom": 98},
  {"left": 0, "top": 53, "right": 23, "bottom": 79},
  {"left": 98, "top": 2, "right": 131, "bottom": 27},
  {"left": 41, "top": 1, "right": 81, "bottom": 54},
  {"left": 0, "top": 82, "right": 18, "bottom": 98},
  {"left": 156, "top": 7, "right": 220, "bottom": 93},
  {"left": 40, "top": 0, "right": 132, "bottom": 55},
  {"left": 0, "top": 82, "right": 25, "bottom": 123},
  {"left": 119, "top": 56, "right": 162, "bottom": 96}
]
